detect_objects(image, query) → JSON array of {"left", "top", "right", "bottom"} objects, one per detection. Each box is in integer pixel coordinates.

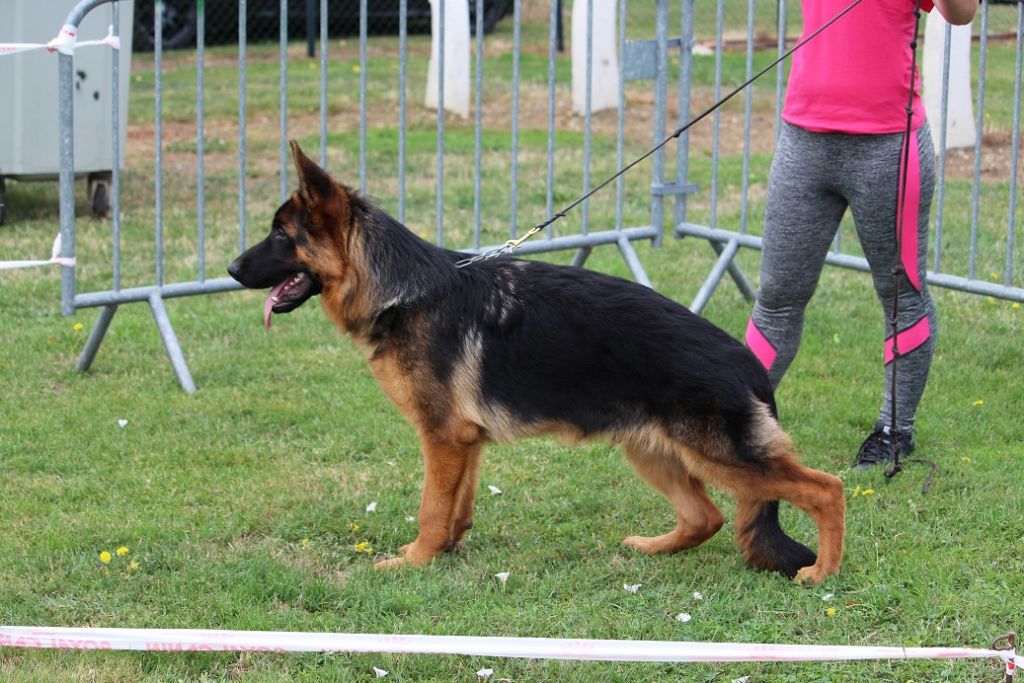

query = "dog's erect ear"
[{"left": 290, "top": 140, "right": 335, "bottom": 209}]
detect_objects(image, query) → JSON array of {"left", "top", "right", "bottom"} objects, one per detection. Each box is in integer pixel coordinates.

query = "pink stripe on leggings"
[
  {"left": 745, "top": 318, "right": 777, "bottom": 370},
  {"left": 898, "top": 129, "right": 922, "bottom": 291},
  {"left": 884, "top": 316, "right": 930, "bottom": 365}
]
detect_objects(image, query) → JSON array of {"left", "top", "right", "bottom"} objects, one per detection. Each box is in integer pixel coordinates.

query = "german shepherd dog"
[{"left": 228, "top": 142, "right": 845, "bottom": 584}]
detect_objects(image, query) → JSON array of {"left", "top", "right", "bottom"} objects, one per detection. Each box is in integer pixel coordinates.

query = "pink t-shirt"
[{"left": 783, "top": 0, "right": 935, "bottom": 134}]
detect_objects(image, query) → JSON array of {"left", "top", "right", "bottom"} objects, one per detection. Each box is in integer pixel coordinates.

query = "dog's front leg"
[
  {"left": 445, "top": 440, "right": 483, "bottom": 550},
  {"left": 375, "top": 429, "right": 482, "bottom": 569}
]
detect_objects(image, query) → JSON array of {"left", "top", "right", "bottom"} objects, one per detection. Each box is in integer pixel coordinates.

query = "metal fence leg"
[
  {"left": 711, "top": 240, "right": 757, "bottom": 302},
  {"left": 76, "top": 304, "right": 118, "bottom": 372},
  {"left": 690, "top": 238, "right": 741, "bottom": 314},
  {"left": 569, "top": 240, "right": 653, "bottom": 289},
  {"left": 617, "top": 236, "right": 653, "bottom": 289},
  {"left": 148, "top": 293, "right": 196, "bottom": 394},
  {"left": 571, "top": 246, "right": 592, "bottom": 267},
  {"left": 686, "top": 238, "right": 757, "bottom": 314}
]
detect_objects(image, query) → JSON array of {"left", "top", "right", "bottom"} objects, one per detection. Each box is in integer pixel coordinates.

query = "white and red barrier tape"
[
  {"left": 0, "top": 234, "right": 75, "bottom": 271},
  {"left": 0, "top": 626, "right": 1015, "bottom": 673},
  {"left": 0, "top": 24, "right": 119, "bottom": 57}
]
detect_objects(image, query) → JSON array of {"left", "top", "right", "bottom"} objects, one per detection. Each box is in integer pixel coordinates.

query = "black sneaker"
[{"left": 853, "top": 426, "right": 915, "bottom": 470}]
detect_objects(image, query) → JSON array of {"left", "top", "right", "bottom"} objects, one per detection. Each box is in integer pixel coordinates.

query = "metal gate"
[{"left": 55, "top": 0, "right": 688, "bottom": 392}]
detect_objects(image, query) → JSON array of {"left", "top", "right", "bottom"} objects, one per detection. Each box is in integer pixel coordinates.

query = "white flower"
[
  {"left": 366, "top": 501, "right": 377, "bottom": 513},
  {"left": 675, "top": 612, "right": 692, "bottom": 623},
  {"left": 487, "top": 485, "right": 502, "bottom": 495},
  {"left": 731, "top": 677, "right": 750, "bottom": 683},
  {"left": 117, "top": 419, "right": 128, "bottom": 428},
  {"left": 404, "top": 516, "right": 416, "bottom": 523},
  {"left": 373, "top": 667, "right": 388, "bottom": 678},
  {"left": 692, "top": 591, "right": 704, "bottom": 600},
  {"left": 623, "top": 583, "right": 641, "bottom": 594},
  {"left": 822, "top": 593, "right": 835, "bottom": 601},
  {"left": 476, "top": 668, "right": 494, "bottom": 679},
  {"left": 495, "top": 572, "right": 510, "bottom": 585}
]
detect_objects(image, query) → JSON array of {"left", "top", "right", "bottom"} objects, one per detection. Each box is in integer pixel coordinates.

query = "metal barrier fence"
[{"left": 54, "top": 0, "right": 1023, "bottom": 392}]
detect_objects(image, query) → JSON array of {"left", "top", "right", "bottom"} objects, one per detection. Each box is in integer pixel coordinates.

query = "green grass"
[{"left": 1, "top": 12, "right": 1023, "bottom": 683}]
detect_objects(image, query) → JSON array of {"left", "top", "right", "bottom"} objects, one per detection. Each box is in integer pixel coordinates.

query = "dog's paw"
[
  {"left": 373, "top": 556, "right": 410, "bottom": 570},
  {"left": 622, "top": 532, "right": 693, "bottom": 554},
  {"left": 374, "top": 543, "right": 437, "bottom": 569},
  {"left": 794, "top": 564, "right": 831, "bottom": 586},
  {"left": 623, "top": 534, "right": 662, "bottom": 554}
]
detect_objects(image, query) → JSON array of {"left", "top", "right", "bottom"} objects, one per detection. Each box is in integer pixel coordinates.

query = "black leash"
[
  {"left": 456, "top": 0, "right": 868, "bottom": 267},
  {"left": 885, "top": 0, "right": 940, "bottom": 496},
  {"left": 883, "top": 0, "right": 921, "bottom": 479}
]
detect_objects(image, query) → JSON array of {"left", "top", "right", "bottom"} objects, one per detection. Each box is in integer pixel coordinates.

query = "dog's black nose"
[{"left": 227, "top": 259, "right": 241, "bottom": 281}]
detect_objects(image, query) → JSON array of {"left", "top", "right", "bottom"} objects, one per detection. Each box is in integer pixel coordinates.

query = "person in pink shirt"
[{"left": 744, "top": 0, "right": 978, "bottom": 469}]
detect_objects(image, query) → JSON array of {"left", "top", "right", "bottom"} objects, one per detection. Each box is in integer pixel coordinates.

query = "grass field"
[{"left": 1, "top": 6, "right": 1023, "bottom": 682}]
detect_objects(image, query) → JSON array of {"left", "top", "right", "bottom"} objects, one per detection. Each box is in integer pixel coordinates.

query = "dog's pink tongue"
[{"left": 263, "top": 280, "right": 289, "bottom": 329}]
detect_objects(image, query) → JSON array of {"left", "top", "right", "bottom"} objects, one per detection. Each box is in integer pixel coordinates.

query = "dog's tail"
[{"left": 736, "top": 499, "right": 816, "bottom": 578}]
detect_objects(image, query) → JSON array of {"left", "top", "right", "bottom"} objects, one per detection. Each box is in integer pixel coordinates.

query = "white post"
[
  {"left": 572, "top": 0, "right": 618, "bottom": 116},
  {"left": 923, "top": 12, "right": 975, "bottom": 154},
  {"left": 426, "top": 0, "right": 471, "bottom": 118}
]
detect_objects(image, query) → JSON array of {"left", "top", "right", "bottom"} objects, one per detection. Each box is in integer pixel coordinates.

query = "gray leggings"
[{"left": 746, "top": 121, "right": 937, "bottom": 434}]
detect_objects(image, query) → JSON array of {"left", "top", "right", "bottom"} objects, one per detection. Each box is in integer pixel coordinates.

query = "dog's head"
[{"left": 228, "top": 141, "right": 354, "bottom": 327}]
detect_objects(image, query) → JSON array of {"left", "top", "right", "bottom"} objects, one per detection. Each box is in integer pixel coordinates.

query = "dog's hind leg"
[
  {"left": 621, "top": 445, "right": 725, "bottom": 554},
  {"left": 376, "top": 423, "right": 484, "bottom": 569},
  {"left": 723, "top": 454, "right": 845, "bottom": 585},
  {"left": 779, "top": 458, "right": 845, "bottom": 585}
]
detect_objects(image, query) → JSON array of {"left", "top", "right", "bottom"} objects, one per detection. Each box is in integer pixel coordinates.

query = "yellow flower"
[
  {"left": 128, "top": 560, "right": 139, "bottom": 570},
  {"left": 348, "top": 523, "right": 361, "bottom": 532},
  {"left": 972, "top": 400, "right": 984, "bottom": 407},
  {"left": 300, "top": 538, "right": 310, "bottom": 548},
  {"left": 986, "top": 296, "right": 997, "bottom": 305},
  {"left": 861, "top": 488, "right": 875, "bottom": 496},
  {"left": 1012, "top": 303, "right": 1021, "bottom": 310},
  {"left": 116, "top": 546, "right": 129, "bottom": 556},
  {"left": 353, "top": 541, "right": 373, "bottom": 554},
  {"left": 851, "top": 485, "right": 861, "bottom": 498},
  {"left": 825, "top": 607, "right": 837, "bottom": 617},
  {"left": 73, "top": 322, "right": 84, "bottom": 331},
  {"left": 99, "top": 551, "right": 112, "bottom": 564},
  {"left": 961, "top": 456, "right": 971, "bottom": 463},
  {"left": 352, "top": 65, "right": 361, "bottom": 74}
]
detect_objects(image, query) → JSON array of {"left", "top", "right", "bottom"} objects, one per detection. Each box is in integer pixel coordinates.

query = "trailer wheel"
[{"left": 88, "top": 173, "right": 110, "bottom": 219}]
